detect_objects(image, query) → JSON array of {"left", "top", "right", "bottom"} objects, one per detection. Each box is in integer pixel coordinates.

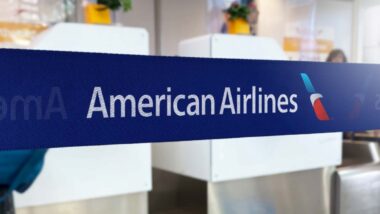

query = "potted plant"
[
  {"left": 84, "top": 0, "right": 132, "bottom": 24},
  {"left": 225, "top": 2, "right": 250, "bottom": 35},
  {"left": 97, "top": 0, "right": 132, "bottom": 12},
  {"left": 92, "top": 0, "right": 131, "bottom": 24}
]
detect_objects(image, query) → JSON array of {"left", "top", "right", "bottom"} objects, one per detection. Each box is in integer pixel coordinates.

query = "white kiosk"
[
  {"left": 151, "top": 34, "right": 342, "bottom": 213},
  {"left": 14, "top": 23, "right": 151, "bottom": 214}
]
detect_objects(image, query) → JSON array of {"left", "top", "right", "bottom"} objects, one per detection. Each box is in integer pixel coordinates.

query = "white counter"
[
  {"left": 153, "top": 34, "right": 342, "bottom": 182},
  {"left": 15, "top": 23, "right": 152, "bottom": 207}
]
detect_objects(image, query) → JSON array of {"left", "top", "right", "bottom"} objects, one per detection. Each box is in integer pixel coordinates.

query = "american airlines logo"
[{"left": 300, "top": 73, "right": 330, "bottom": 121}]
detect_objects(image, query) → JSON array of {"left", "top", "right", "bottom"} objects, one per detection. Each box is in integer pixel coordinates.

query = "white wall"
[
  {"left": 352, "top": 0, "right": 380, "bottom": 62},
  {"left": 256, "top": 0, "right": 287, "bottom": 46},
  {"left": 116, "top": 0, "right": 156, "bottom": 54},
  {"left": 362, "top": 5, "right": 380, "bottom": 63},
  {"left": 158, "top": 0, "right": 208, "bottom": 56},
  {"left": 315, "top": 0, "right": 353, "bottom": 60},
  {"left": 257, "top": 0, "right": 353, "bottom": 60}
]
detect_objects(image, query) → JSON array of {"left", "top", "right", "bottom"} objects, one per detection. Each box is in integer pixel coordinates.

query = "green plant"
[
  {"left": 226, "top": 2, "right": 250, "bottom": 21},
  {"left": 97, "top": 0, "right": 132, "bottom": 12}
]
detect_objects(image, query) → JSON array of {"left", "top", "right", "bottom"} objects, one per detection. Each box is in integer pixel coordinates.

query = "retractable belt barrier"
[{"left": 0, "top": 49, "right": 377, "bottom": 150}]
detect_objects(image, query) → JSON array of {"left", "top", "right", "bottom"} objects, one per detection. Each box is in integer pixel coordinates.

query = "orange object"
[
  {"left": 84, "top": 3, "right": 112, "bottom": 25},
  {"left": 227, "top": 18, "right": 250, "bottom": 35},
  {"left": 283, "top": 37, "right": 333, "bottom": 54}
]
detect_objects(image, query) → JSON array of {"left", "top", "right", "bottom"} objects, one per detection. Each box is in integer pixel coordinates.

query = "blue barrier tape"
[{"left": 0, "top": 49, "right": 377, "bottom": 150}]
